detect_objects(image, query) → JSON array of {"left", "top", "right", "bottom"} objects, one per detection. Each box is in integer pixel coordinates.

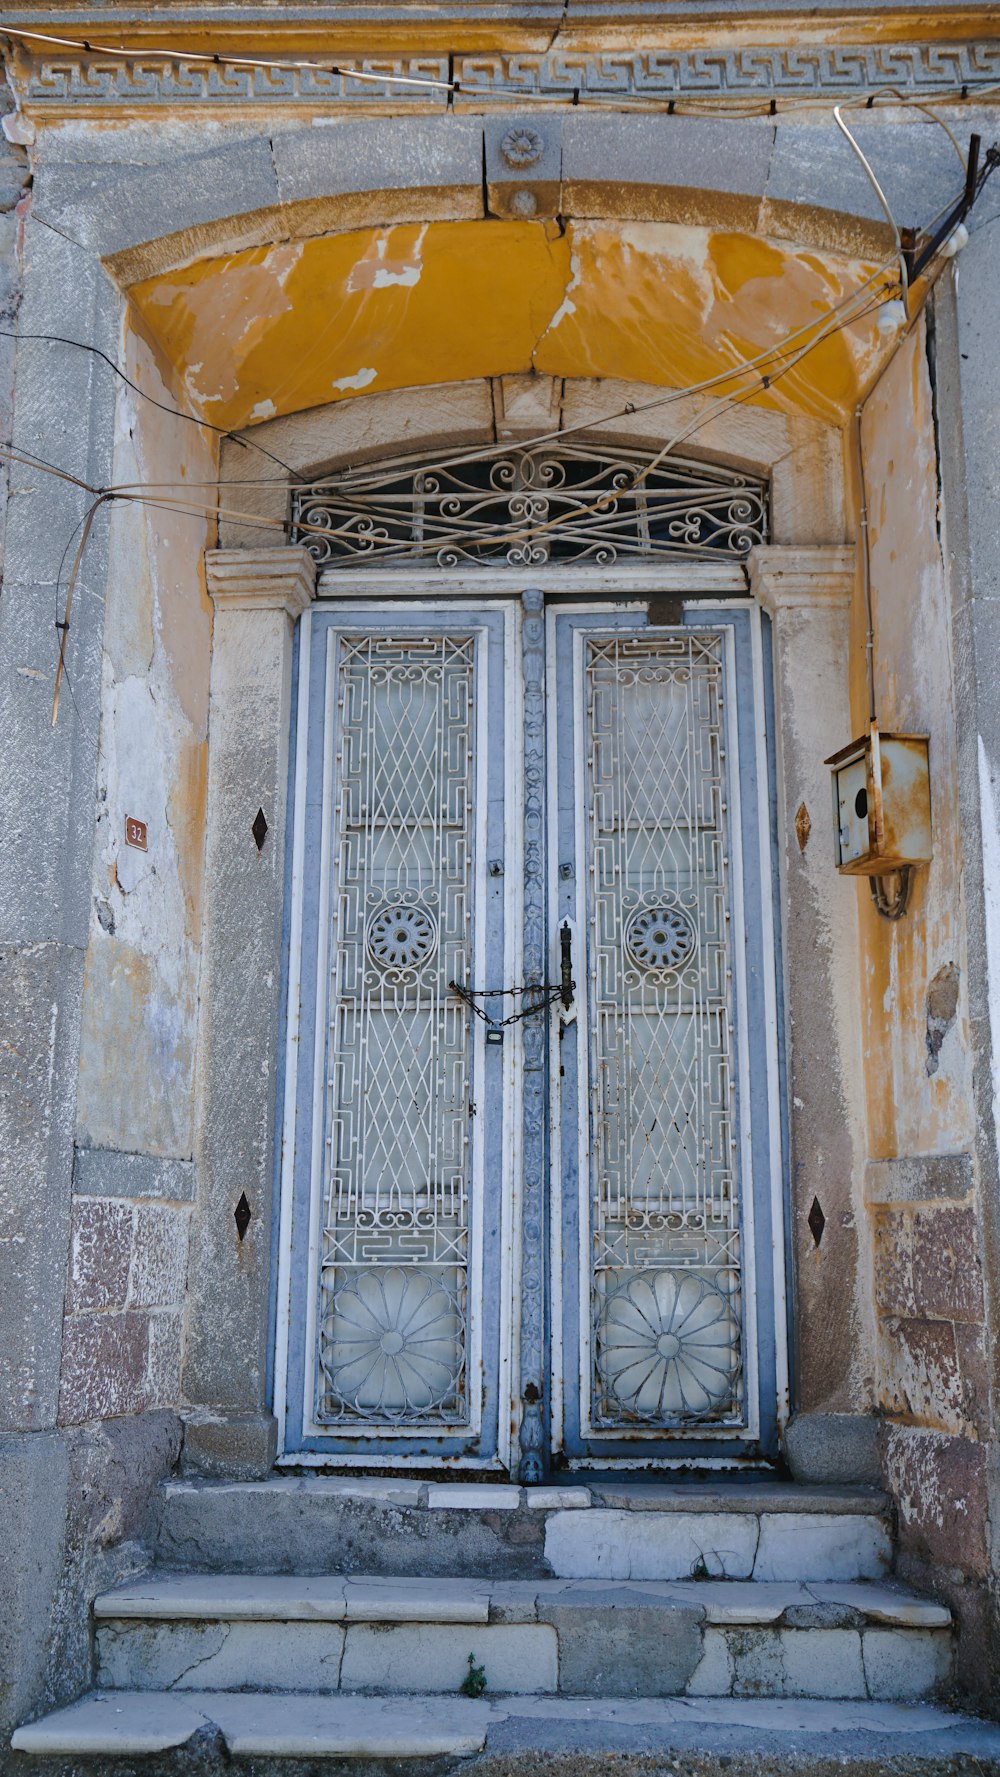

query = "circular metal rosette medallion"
[
  {"left": 597, "top": 1270, "right": 740, "bottom": 1422},
  {"left": 324, "top": 1266, "right": 463, "bottom": 1422},
  {"left": 366, "top": 903, "right": 438, "bottom": 972},
  {"left": 625, "top": 903, "right": 697, "bottom": 974}
]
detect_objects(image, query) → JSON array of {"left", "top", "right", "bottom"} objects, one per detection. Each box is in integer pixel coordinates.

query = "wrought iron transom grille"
[{"left": 292, "top": 445, "right": 769, "bottom": 570}]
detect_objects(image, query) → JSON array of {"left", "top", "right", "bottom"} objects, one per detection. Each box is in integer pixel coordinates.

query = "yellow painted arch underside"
[{"left": 130, "top": 218, "right": 892, "bottom": 433}]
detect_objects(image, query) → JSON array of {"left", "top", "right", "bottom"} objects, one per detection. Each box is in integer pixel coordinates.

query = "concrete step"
[
  {"left": 14, "top": 1690, "right": 1000, "bottom": 1772},
  {"left": 92, "top": 1574, "right": 952, "bottom": 1701},
  {"left": 155, "top": 1477, "right": 893, "bottom": 1581}
]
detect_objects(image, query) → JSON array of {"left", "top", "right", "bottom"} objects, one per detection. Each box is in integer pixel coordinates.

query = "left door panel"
[{"left": 276, "top": 604, "right": 514, "bottom": 1465}]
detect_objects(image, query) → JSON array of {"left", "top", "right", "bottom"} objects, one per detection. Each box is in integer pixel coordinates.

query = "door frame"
[{"left": 271, "top": 580, "right": 790, "bottom": 1471}]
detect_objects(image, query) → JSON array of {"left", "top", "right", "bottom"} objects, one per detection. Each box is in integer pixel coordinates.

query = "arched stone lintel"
[{"left": 52, "top": 110, "right": 963, "bottom": 289}]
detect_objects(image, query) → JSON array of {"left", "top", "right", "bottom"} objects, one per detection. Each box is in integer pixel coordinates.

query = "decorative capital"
[
  {"left": 205, "top": 546, "right": 316, "bottom": 618},
  {"left": 749, "top": 545, "right": 855, "bottom": 618}
]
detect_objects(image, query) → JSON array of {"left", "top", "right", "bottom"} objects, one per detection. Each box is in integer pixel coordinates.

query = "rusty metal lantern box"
[{"left": 825, "top": 725, "right": 932, "bottom": 876}]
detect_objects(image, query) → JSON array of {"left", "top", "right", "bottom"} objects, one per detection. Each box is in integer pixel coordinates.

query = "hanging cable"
[
  {"left": 855, "top": 405, "right": 877, "bottom": 726},
  {"left": 834, "top": 105, "right": 909, "bottom": 308},
  {"left": 0, "top": 327, "right": 307, "bottom": 480},
  {"left": 4, "top": 134, "right": 993, "bottom": 731},
  {"left": 2, "top": 28, "right": 455, "bottom": 92}
]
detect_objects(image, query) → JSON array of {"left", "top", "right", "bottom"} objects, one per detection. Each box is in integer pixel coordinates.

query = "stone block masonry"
[
  {"left": 872, "top": 1200, "right": 988, "bottom": 1437},
  {"left": 59, "top": 1192, "right": 191, "bottom": 1425}
]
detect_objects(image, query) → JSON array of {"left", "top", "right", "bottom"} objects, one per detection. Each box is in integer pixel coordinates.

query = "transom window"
[{"left": 291, "top": 444, "right": 769, "bottom": 570}]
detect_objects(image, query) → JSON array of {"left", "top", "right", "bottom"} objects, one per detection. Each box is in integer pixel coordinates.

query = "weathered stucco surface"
[
  {"left": 129, "top": 219, "right": 889, "bottom": 435},
  {"left": 855, "top": 317, "right": 991, "bottom": 1695},
  {"left": 859, "top": 320, "right": 975, "bottom": 1161},
  {"left": 74, "top": 321, "right": 214, "bottom": 1162}
]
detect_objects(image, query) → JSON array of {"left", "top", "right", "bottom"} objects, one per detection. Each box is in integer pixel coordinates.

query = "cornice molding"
[
  {"left": 2, "top": 1, "right": 995, "bottom": 25},
  {"left": 7, "top": 38, "right": 1000, "bottom": 111},
  {"left": 749, "top": 544, "right": 855, "bottom": 614},
  {"left": 205, "top": 546, "right": 316, "bottom": 617}
]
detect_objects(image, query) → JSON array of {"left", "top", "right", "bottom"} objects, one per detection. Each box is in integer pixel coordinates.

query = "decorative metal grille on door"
[
  {"left": 584, "top": 632, "right": 743, "bottom": 1428},
  {"left": 317, "top": 634, "right": 475, "bottom": 1427}
]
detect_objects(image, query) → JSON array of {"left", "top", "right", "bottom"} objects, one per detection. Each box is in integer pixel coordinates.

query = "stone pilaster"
[
  {"left": 182, "top": 547, "right": 315, "bottom": 1477},
  {"left": 748, "top": 547, "right": 873, "bottom": 1460}
]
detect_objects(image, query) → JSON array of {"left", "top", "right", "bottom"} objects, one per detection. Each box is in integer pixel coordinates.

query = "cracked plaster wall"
[
  {"left": 853, "top": 317, "right": 990, "bottom": 1700},
  {"left": 62, "top": 318, "right": 215, "bottom": 1437},
  {"left": 75, "top": 320, "right": 214, "bottom": 1163}
]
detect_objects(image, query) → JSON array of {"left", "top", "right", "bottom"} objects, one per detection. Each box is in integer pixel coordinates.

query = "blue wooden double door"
[{"left": 278, "top": 596, "right": 786, "bottom": 1473}]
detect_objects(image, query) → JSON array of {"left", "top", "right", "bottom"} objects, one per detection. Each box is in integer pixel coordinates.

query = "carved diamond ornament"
[
  {"left": 625, "top": 904, "right": 697, "bottom": 973},
  {"left": 366, "top": 903, "right": 437, "bottom": 971}
]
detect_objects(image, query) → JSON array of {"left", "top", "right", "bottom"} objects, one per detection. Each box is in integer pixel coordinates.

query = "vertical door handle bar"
[{"left": 560, "top": 920, "right": 575, "bottom": 1010}]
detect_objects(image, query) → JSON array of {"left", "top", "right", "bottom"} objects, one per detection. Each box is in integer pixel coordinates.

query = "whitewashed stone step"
[
  {"left": 12, "top": 1691, "right": 490, "bottom": 1759},
  {"left": 96, "top": 1573, "right": 951, "bottom": 1630},
  {"left": 544, "top": 1507, "right": 892, "bottom": 1580},
  {"left": 14, "top": 1690, "right": 1000, "bottom": 1765},
  {"left": 96, "top": 1573, "right": 496, "bottom": 1624},
  {"left": 157, "top": 1479, "right": 891, "bottom": 1582},
  {"left": 94, "top": 1576, "right": 952, "bottom": 1701}
]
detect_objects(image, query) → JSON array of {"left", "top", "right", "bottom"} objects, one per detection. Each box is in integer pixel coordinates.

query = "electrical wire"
[
  {"left": 261, "top": 258, "right": 904, "bottom": 496},
  {"left": 25, "top": 281, "right": 895, "bottom": 582},
  {"left": 861, "top": 88, "right": 967, "bottom": 169},
  {"left": 10, "top": 271, "right": 919, "bottom": 730},
  {"left": 1, "top": 27, "right": 984, "bottom": 503},
  {"left": 2, "top": 28, "right": 455, "bottom": 91},
  {"left": 61, "top": 251, "right": 899, "bottom": 505},
  {"left": 0, "top": 327, "right": 308, "bottom": 480},
  {"left": 835, "top": 104, "right": 909, "bottom": 304},
  {"left": 120, "top": 295, "right": 899, "bottom": 495}
]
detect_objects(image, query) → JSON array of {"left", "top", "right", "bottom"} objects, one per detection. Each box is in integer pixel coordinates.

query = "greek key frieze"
[
  {"left": 455, "top": 43, "right": 1000, "bottom": 99},
  {"left": 16, "top": 41, "right": 1000, "bottom": 108},
  {"left": 22, "top": 53, "right": 451, "bottom": 105}
]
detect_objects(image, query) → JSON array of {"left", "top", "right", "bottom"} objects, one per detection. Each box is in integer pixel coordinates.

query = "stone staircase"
[{"left": 13, "top": 1478, "right": 1000, "bottom": 1772}]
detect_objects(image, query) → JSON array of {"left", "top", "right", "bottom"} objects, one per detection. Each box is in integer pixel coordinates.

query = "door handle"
[{"left": 560, "top": 921, "right": 575, "bottom": 1010}]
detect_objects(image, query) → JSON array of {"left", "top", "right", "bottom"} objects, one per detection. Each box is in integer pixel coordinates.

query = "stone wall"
[
  {"left": 0, "top": 65, "right": 194, "bottom": 1739},
  {"left": 856, "top": 308, "right": 998, "bottom": 1707}
]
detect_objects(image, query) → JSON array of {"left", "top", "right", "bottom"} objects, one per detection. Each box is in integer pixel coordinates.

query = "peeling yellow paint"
[{"left": 129, "top": 217, "right": 889, "bottom": 435}]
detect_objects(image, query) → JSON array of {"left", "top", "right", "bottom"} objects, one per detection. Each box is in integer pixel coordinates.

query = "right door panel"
[{"left": 550, "top": 604, "right": 786, "bottom": 1468}]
